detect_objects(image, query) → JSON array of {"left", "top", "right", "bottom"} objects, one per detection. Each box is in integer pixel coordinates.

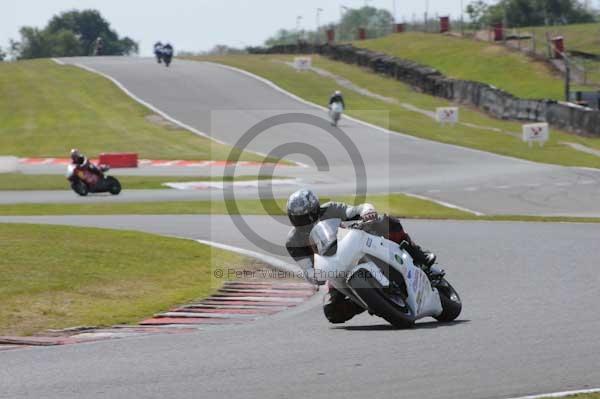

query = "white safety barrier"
[
  {"left": 293, "top": 57, "right": 312, "bottom": 71},
  {"left": 522, "top": 123, "right": 549, "bottom": 147},
  {"left": 0, "top": 156, "right": 18, "bottom": 173},
  {"left": 436, "top": 107, "right": 459, "bottom": 125}
]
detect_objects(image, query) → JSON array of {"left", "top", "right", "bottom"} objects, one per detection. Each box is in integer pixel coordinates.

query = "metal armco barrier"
[{"left": 249, "top": 43, "right": 600, "bottom": 137}]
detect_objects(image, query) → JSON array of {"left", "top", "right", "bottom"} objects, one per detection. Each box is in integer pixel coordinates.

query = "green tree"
[
  {"left": 467, "top": 0, "right": 595, "bottom": 27},
  {"left": 337, "top": 6, "right": 394, "bottom": 41},
  {"left": 0, "top": 47, "right": 5, "bottom": 61},
  {"left": 14, "top": 9, "right": 138, "bottom": 59},
  {"left": 265, "top": 29, "right": 301, "bottom": 46},
  {"left": 264, "top": 6, "right": 394, "bottom": 46}
]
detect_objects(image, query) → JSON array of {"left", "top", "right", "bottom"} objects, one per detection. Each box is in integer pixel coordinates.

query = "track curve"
[
  {"left": 2, "top": 56, "right": 599, "bottom": 398},
  {"left": 0, "top": 216, "right": 599, "bottom": 399},
  {"left": 5, "top": 56, "right": 597, "bottom": 217}
]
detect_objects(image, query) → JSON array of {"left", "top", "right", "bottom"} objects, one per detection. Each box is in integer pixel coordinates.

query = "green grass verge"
[
  {"left": 0, "top": 223, "right": 260, "bottom": 336},
  {"left": 528, "top": 23, "right": 600, "bottom": 56},
  {"left": 188, "top": 54, "right": 600, "bottom": 168},
  {"left": 0, "top": 59, "right": 262, "bottom": 162},
  {"left": 353, "top": 32, "right": 566, "bottom": 99},
  {"left": 0, "top": 194, "right": 599, "bottom": 224},
  {"left": 540, "top": 394, "right": 600, "bottom": 399},
  {"left": 0, "top": 173, "right": 283, "bottom": 191}
]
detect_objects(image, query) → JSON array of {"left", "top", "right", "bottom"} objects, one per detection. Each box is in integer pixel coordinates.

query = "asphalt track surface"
[
  {"left": 1, "top": 215, "right": 599, "bottom": 399},
  {"left": 4, "top": 56, "right": 600, "bottom": 217},
  {"left": 2, "top": 57, "right": 599, "bottom": 398}
]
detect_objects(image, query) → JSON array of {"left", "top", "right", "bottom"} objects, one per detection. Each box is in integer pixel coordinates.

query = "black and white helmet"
[{"left": 287, "top": 189, "right": 320, "bottom": 227}]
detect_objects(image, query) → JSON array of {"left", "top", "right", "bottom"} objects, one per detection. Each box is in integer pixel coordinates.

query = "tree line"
[
  {"left": 467, "top": 0, "right": 596, "bottom": 28},
  {"left": 2, "top": 9, "right": 138, "bottom": 60},
  {"left": 265, "top": 6, "right": 394, "bottom": 46},
  {"left": 263, "top": 1, "right": 597, "bottom": 47}
]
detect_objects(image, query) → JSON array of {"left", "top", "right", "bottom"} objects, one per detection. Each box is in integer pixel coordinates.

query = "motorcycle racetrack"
[
  {"left": 2, "top": 57, "right": 599, "bottom": 399},
  {"left": 1, "top": 215, "right": 599, "bottom": 399}
]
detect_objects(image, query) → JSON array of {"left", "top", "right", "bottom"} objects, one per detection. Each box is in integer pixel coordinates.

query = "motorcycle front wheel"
[
  {"left": 348, "top": 271, "right": 414, "bottom": 328},
  {"left": 433, "top": 278, "right": 462, "bottom": 322},
  {"left": 71, "top": 181, "right": 88, "bottom": 196}
]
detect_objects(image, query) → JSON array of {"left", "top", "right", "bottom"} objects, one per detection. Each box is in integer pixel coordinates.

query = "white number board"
[
  {"left": 0, "top": 156, "right": 18, "bottom": 173},
  {"left": 522, "top": 123, "right": 549, "bottom": 146},
  {"left": 436, "top": 107, "right": 459, "bottom": 125},
  {"left": 293, "top": 57, "right": 312, "bottom": 71}
]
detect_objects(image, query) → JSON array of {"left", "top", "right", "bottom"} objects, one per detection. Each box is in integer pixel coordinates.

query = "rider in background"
[
  {"left": 70, "top": 149, "right": 98, "bottom": 173},
  {"left": 94, "top": 37, "right": 104, "bottom": 56},
  {"left": 329, "top": 90, "right": 345, "bottom": 109},
  {"left": 163, "top": 43, "right": 173, "bottom": 54},
  {"left": 285, "top": 189, "right": 437, "bottom": 324},
  {"left": 154, "top": 41, "right": 164, "bottom": 62}
]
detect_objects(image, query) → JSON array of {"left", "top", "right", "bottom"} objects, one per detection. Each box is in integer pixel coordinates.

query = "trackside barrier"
[
  {"left": 98, "top": 153, "right": 138, "bottom": 168},
  {"left": 0, "top": 156, "right": 18, "bottom": 173},
  {"left": 247, "top": 43, "right": 600, "bottom": 137}
]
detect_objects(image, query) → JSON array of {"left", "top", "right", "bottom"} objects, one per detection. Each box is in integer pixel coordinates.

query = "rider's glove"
[{"left": 360, "top": 206, "right": 378, "bottom": 222}]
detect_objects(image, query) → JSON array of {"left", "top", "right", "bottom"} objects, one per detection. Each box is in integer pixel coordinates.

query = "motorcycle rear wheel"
[
  {"left": 348, "top": 272, "right": 414, "bottom": 328},
  {"left": 433, "top": 278, "right": 462, "bottom": 322}
]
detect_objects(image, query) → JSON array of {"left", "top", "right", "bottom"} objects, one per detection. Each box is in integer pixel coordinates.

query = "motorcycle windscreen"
[{"left": 309, "top": 218, "right": 341, "bottom": 256}]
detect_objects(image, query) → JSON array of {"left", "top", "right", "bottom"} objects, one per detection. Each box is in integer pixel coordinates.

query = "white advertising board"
[
  {"left": 0, "top": 156, "right": 18, "bottom": 173},
  {"left": 436, "top": 107, "right": 459, "bottom": 125},
  {"left": 293, "top": 57, "right": 312, "bottom": 71},
  {"left": 522, "top": 123, "right": 549, "bottom": 146}
]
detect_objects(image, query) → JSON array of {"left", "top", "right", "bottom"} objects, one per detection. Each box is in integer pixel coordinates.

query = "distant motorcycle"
[
  {"left": 329, "top": 101, "right": 343, "bottom": 126},
  {"left": 154, "top": 47, "right": 163, "bottom": 64},
  {"left": 67, "top": 164, "right": 121, "bottom": 196},
  {"left": 162, "top": 46, "right": 173, "bottom": 67}
]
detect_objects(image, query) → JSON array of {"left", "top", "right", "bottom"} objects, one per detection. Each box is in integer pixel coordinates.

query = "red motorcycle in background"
[{"left": 67, "top": 163, "right": 121, "bottom": 196}]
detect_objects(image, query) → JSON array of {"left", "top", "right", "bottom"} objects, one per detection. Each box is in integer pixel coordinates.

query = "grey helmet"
[{"left": 287, "top": 189, "right": 320, "bottom": 227}]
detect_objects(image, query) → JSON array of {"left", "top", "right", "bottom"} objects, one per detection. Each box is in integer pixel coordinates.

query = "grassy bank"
[
  {"left": 0, "top": 224, "right": 257, "bottom": 336},
  {"left": 190, "top": 54, "right": 600, "bottom": 168},
  {"left": 0, "top": 194, "right": 467, "bottom": 218},
  {"left": 355, "top": 32, "right": 565, "bottom": 99},
  {"left": 0, "top": 59, "right": 262, "bottom": 161},
  {"left": 528, "top": 23, "right": 600, "bottom": 56},
  {"left": 0, "top": 194, "right": 599, "bottom": 224},
  {"left": 0, "top": 173, "right": 282, "bottom": 191}
]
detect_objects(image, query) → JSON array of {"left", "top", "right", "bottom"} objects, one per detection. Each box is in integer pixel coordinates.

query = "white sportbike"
[
  {"left": 329, "top": 101, "right": 343, "bottom": 127},
  {"left": 311, "top": 219, "right": 462, "bottom": 327}
]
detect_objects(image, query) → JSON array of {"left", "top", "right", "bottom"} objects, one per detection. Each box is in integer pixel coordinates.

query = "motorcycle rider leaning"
[
  {"left": 70, "top": 149, "right": 99, "bottom": 173},
  {"left": 329, "top": 90, "right": 345, "bottom": 109},
  {"left": 285, "top": 189, "right": 436, "bottom": 324}
]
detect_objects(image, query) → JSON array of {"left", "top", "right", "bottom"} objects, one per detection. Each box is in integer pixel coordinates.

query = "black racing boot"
[
  {"left": 323, "top": 286, "right": 365, "bottom": 324},
  {"left": 404, "top": 242, "right": 437, "bottom": 269}
]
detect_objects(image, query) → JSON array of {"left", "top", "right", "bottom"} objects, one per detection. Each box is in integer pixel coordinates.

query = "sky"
[{"left": 3, "top": 0, "right": 484, "bottom": 56}]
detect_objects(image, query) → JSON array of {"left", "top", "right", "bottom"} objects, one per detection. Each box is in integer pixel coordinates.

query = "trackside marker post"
[
  {"left": 522, "top": 123, "right": 549, "bottom": 148},
  {"left": 293, "top": 57, "right": 312, "bottom": 71},
  {"left": 436, "top": 107, "right": 459, "bottom": 126}
]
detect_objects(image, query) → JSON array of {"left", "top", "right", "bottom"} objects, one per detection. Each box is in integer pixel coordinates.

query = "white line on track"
[
  {"left": 508, "top": 387, "right": 600, "bottom": 399},
  {"left": 51, "top": 58, "right": 307, "bottom": 168},
  {"left": 196, "top": 239, "right": 301, "bottom": 275},
  {"left": 207, "top": 61, "right": 600, "bottom": 175},
  {"left": 402, "top": 192, "right": 486, "bottom": 216}
]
